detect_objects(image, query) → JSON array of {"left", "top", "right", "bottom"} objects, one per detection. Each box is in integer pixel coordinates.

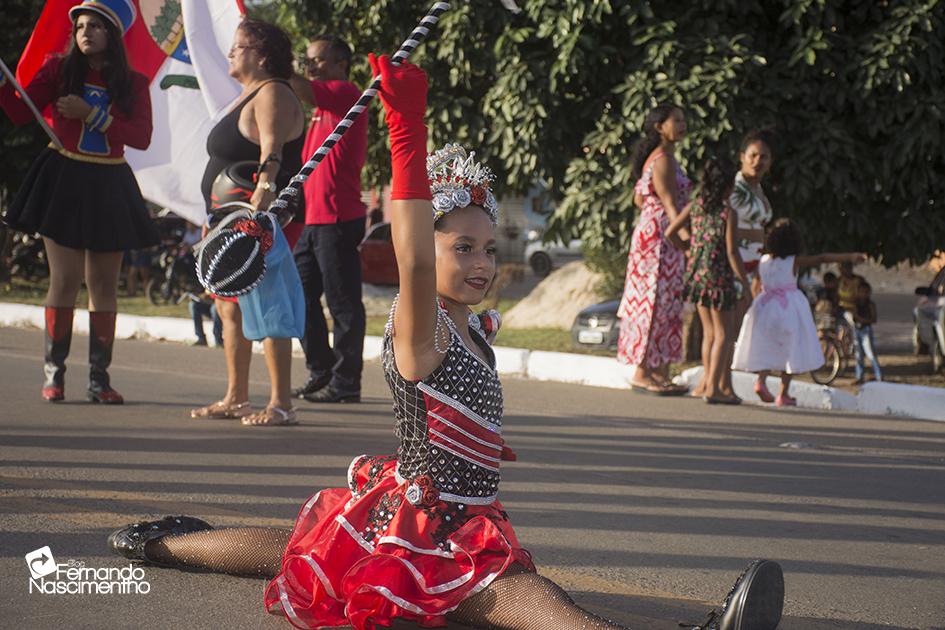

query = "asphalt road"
[
  {"left": 871, "top": 292, "right": 919, "bottom": 353},
  {"left": 1, "top": 327, "right": 944, "bottom": 630}
]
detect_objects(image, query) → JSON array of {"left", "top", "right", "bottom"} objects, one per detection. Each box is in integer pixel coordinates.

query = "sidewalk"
[{"left": 2, "top": 301, "right": 943, "bottom": 422}]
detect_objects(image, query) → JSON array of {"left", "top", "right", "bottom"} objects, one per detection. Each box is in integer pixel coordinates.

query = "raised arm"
[
  {"left": 250, "top": 81, "right": 302, "bottom": 210},
  {"left": 369, "top": 53, "right": 441, "bottom": 379},
  {"left": 288, "top": 73, "right": 316, "bottom": 108},
  {"left": 664, "top": 202, "right": 691, "bottom": 251}
]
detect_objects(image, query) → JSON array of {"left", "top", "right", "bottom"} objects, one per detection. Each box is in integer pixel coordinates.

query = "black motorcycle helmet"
[
  {"left": 210, "top": 161, "right": 257, "bottom": 210},
  {"left": 209, "top": 160, "right": 301, "bottom": 229}
]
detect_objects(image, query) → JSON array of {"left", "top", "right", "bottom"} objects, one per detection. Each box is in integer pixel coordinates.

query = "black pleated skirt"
[{"left": 3, "top": 148, "right": 159, "bottom": 252}]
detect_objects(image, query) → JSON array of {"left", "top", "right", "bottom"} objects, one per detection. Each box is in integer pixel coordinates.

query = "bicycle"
[
  {"left": 146, "top": 243, "right": 201, "bottom": 305},
  {"left": 835, "top": 312, "right": 856, "bottom": 360},
  {"left": 810, "top": 312, "right": 846, "bottom": 385}
]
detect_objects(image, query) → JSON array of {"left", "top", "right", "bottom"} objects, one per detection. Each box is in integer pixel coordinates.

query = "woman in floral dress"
[
  {"left": 728, "top": 129, "right": 775, "bottom": 398},
  {"left": 730, "top": 129, "right": 774, "bottom": 293},
  {"left": 666, "top": 158, "right": 749, "bottom": 403},
  {"left": 617, "top": 104, "right": 691, "bottom": 394}
]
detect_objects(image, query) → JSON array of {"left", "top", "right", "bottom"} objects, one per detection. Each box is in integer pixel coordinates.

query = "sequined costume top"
[
  {"left": 381, "top": 305, "right": 509, "bottom": 507},
  {"left": 266, "top": 304, "right": 532, "bottom": 630}
]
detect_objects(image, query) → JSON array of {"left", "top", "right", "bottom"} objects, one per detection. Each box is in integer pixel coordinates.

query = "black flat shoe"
[
  {"left": 683, "top": 559, "right": 784, "bottom": 630},
  {"left": 704, "top": 395, "right": 742, "bottom": 406},
  {"left": 87, "top": 384, "right": 124, "bottom": 404},
  {"left": 108, "top": 515, "right": 213, "bottom": 564},
  {"left": 303, "top": 386, "right": 360, "bottom": 404},
  {"left": 292, "top": 374, "right": 331, "bottom": 398}
]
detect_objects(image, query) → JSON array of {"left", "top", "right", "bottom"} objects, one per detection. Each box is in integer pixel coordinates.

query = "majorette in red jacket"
[{"left": 0, "top": 56, "right": 151, "bottom": 163}]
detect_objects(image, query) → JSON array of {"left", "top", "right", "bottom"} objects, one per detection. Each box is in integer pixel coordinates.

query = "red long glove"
[{"left": 368, "top": 53, "right": 431, "bottom": 201}]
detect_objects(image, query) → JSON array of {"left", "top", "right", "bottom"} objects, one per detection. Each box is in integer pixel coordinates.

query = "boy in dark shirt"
[{"left": 852, "top": 281, "right": 882, "bottom": 384}]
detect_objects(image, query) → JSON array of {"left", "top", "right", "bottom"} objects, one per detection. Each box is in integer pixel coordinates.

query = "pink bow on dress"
[{"left": 758, "top": 285, "right": 797, "bottom": 308}]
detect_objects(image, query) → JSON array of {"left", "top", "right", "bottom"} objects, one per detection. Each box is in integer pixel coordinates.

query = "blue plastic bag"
[{"left": 238, "top": 218, "right": 305, "bottom": 340}]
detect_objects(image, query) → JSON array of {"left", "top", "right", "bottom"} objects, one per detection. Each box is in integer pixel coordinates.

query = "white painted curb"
[
  {"left": 494, "top": 346, "right": 530, "bottom": 376},
  {"left": 0, "top": 303, "right": 307, "bottom": 356},
  {"left": 2, "top": 302, "right": 942, "bottom": 422},
  {"left": 857, "top": 381, "right": 945, "bottom": 421},
  {"left": 674, "top": 367, "right": 859, "bottom": 412},
  {"left": 526, "top": 350, "right": 636, "bottom": 388}
]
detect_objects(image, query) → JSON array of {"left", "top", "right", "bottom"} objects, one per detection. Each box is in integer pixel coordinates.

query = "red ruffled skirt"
[{"left": 264, "top": 455, "right": 534, "bottom": 629}]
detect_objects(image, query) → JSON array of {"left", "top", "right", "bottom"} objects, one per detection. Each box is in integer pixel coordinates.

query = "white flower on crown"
[{"left": 426, "top": 144, "right": 499, "bottom": 225}]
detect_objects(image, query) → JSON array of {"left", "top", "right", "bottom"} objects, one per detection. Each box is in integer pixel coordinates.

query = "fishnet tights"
[
  {"left": 144, "top": 527, "right": 289, "bottom": 578},
  {"left": 449, "top": 565, "right": 630, "bottom": 630},
  {"left": 145, "top": 531, "right": 629, "bottom": 629}
]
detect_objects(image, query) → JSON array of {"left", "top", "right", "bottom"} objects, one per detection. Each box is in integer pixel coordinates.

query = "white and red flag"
[{"left": 15, "top": 0, "right": 245, "bottom": 224}]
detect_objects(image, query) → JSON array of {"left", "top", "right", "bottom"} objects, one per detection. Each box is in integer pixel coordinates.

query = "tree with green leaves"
[
  {"left": 4, "top": 1, "right": 942, "bottom": 285},
  {"left": 267, "top": 0, "right": 942, "bottom": 288},
  {"left": 0, "top": 1, "right": 47, "bottom": 214}
]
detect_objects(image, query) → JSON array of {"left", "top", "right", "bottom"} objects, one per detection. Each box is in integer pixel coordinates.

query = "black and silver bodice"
[{"left": 381, "top": 310, "right": 506, "bottom": 506}]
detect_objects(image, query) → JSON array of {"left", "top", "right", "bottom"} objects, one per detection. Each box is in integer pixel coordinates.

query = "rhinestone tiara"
[{"left": 426, "top": 144, "right": 499, "bottom": 226}]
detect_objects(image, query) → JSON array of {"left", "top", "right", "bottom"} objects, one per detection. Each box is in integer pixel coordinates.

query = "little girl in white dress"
[{"left": 732, "top": 218, "right": 866, "bottom": 406}]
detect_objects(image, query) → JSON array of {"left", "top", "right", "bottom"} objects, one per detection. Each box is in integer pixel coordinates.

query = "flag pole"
[
  {"left": 0, "top": 58, "right": 64, "bottom": 151},
  {"left": 267, "top": 1, "right": 451, "bottom": 223}
]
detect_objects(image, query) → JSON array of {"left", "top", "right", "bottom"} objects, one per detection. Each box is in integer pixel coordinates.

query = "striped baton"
[{"left": 268, "top": 2, "right": 451, "bottom": 222}]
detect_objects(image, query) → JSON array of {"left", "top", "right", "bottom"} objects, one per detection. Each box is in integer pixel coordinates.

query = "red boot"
[
  {"left": 43, "top": 306, "right": 74, "bottom": 402},
  {"left": 88, "top": 311, "right": 123, "bottom": 404}
]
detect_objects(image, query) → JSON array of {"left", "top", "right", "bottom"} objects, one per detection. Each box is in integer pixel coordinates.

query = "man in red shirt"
[{"left": 290, "top": 34, "right": 367, "bottom": 403}]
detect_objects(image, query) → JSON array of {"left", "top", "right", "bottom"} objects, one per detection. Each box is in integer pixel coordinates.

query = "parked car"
[
  {"left": 571, "top": 299, "right": 620, "bottom": 351},
  {"left": 359, "top": 222, "right": 398, "bottom": 286},
  {"left": 913, "top": 266, "right": 945, "bottom": 373},
  {"left": 524, "top": 229, "right": 582, "bottom": 277}
]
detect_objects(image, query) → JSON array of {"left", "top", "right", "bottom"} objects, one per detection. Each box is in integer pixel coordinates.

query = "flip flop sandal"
[
  {"left": 190, "top": 400, "right": 252, "bottom": 419},
  {"left": 630, "top": 383, "right": 671, "bottom": 396},
  {"left": 241, "top": 406, "right": 298, "bottom": 427},
  {"left": 703, "top": 395, "right": 741, "bottom": 405},
  {"left": 662, "top": 384, "right": 690, "bottom": 396}
]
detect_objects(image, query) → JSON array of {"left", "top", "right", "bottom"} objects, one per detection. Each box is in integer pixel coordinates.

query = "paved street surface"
[
  {"left": 871, "top": 293, "right": 916, "bottom": 353},
  {"left": 1, "top": 327, "right": 944, "bottom": 630}
]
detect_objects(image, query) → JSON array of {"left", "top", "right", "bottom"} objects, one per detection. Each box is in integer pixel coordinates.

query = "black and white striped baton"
[{"left": 268, "top": 1, "right": 451, "bottom": 221}]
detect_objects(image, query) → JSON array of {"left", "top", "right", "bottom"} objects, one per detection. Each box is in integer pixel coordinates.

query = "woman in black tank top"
[
  {"left": 200, "top": 79, "right": 305, "bottom": 219},
  {"left": 191, "top": 19, "right": 306, "bottom": 427}
]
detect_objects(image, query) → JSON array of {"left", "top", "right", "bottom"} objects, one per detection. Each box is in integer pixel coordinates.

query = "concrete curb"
[
  {"left": 857, "top": 381, "right": 945, "bottom": 421},
  {"left": 674, "top": 367, "right": 859, "bottom": 412},
  {"left": 0, "top": 302, "right": 312, "bottom": 357},
  {"left": 526, "top": 350, "right": 636, "bottom": 388},
  {"left": 2, "top": 302, "right": 943, "bottom": 422},
  {"left": 675, "top": 366, "right": 945, "bottom": 422}
]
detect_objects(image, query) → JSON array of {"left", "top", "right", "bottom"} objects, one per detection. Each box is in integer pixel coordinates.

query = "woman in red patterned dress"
[
  {"left": 617, "top": 104, "right": 692, "bottom": 395},
  {"left": 106, "top": 60, "right": 783, "bottom": 630}
]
